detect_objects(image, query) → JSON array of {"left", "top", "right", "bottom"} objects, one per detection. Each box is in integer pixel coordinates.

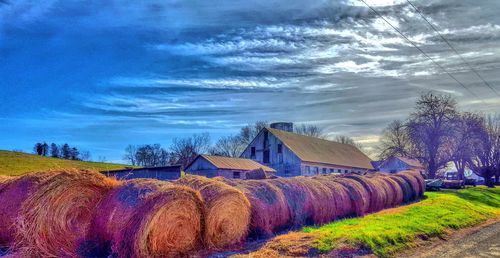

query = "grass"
[
  {"left": 0, "top": 150, "right": 138, "bottom": 176},
  {"left": 247, "top": 187, "right": 500, "bottom": 258}
]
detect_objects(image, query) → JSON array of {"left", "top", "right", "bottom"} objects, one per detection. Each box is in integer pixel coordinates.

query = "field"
[
  {"left": 243, "top": 187, "right": 500, "bottom": 257},
  {"left": 0, "top": 150, "right": 136, "bottom": 176}
]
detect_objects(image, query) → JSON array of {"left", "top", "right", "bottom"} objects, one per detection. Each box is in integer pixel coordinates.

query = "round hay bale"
[
  {"left": 312, "top": 176, "right": 353, "bottom": 219},
  {"left": 394, "top": 172, "right": 419, "bottom": 201},
  {"left": 176, "top": 175, "right": 251, "bottom": 250},
  {"left": 367, "top": 175, "right": 395, "bottom": 208},
  {"left": 112, "top": 180, "right": 205, "bottom": 258},
  {"left": 245, "top": 168, "right": 267, "bottom": 180},
  {"left": 232, "top": 180, "right": 290, "bottom": 238},
  {"left": 387, "top": 175, "right": 414, "bottom": 203},
  {"left": 402, "top": 170, "right": 425, "bottom": 197},
  {"left": 329, "top": 177, "right": 370, "bottom": 216},
  {"left": 343, "top": 174, "right": 385, "bottom": 213},
  {"left": 0, "top": 172, "right": 57, "bottom": 249},
  {"left": 376, "top": 175, "right": 404, "bottom": 207},
  {"left": 15, "top": 169, "right": 119, "bottom": 257},
  {"left": 299, "top": 177, "right": 337, "bottom": 225},
  {"left": 266, "top": 178, "right": 310, "bottom": 227}
]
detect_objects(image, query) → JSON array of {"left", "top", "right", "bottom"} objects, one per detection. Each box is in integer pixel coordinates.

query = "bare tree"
[
  {"left": 467, "top": 115, "right": 500, "bottom": 187},
  {"left": 294, "top": 124, "right": 326, "bottom": 138},
  {"left": 334, "top": 135, "right": 362, "bottom": 149},
  {"left": 376, "top": 120, "right": 412, "bottom": 160},
  {"left": 451, "top": 112, "right": 484, "bottom": 180},
  {"left": 123, "top": 145, "right": 138, "bottom": 166},
  {"left": 170, "top": 133, "right": 211, "bottom": 169},
  {"left": 80, "top": 150, "right": 92, "bottom": 161},
  {"left": 239, "top": 121, "right": 268, "bottom": 146},
  {"left": 210, "top": 135, "right": 245, "bottom": 157},
  {"left": 407, "top": 92, "right": 459, "bottom": 179},
  {"left": 50, "top": 143, "right": 59, "bottom": 158}
]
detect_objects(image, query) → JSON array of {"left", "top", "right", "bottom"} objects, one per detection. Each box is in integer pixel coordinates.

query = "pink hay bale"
[
  {"left": 343, "top": 174, "right": 385, "bottom": 213},
  {"left": 175, "top": 175, "right": 251, "bottom": 250},
  {"left": 394, "top": 172, "right": 419, "bottom": 201},
  {"left": 14, "top": 169, "right": 119, "bottom": 257},
  {"left": 376, "top": 175, "right": 404, "bottom": 207},
  {"left": 84, "top": 178, "right": 204, "bottom": 257},
  {"left": 312, "top": 176, "right": 353, "bottom": 219},
  {"left": 232, "top": 180, "right": 290, "bottom": 238},
  {"left": 329, "top": 176, "right": 370, "bottom": 216},
  {"left": 0, "top": 172, "right": 57, "bottom": 249}
]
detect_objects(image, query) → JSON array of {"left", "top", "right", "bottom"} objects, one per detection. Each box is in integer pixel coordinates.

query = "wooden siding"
[{"left": 103, "top": 167, "right": 181, "bottom": 180}]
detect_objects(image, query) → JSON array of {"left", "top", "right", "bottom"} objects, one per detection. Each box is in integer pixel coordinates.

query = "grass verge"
[
  {"left": 242, "top": 187, "right": 500, "bottom": 258},
  {"left": 0, "top": 150, "right": 138, "bottom": 176}
]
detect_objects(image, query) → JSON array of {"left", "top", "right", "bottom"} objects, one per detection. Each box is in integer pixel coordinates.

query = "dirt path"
[{"left": 403, "top": 220, "right": 500, "bottom": 258}]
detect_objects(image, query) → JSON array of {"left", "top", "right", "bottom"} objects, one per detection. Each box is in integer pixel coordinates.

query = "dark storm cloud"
[{"left": 1, "top": 0, "right": 499, "bottom": 161}]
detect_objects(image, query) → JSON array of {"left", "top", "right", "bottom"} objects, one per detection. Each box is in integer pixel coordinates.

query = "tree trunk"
[{"left": 428, "top": 166, "right": 437, "bottom": 179}]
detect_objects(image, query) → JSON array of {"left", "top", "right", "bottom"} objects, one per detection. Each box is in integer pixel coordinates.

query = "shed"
[
  {"left": 101, "top": 165, "right": 182, "bottom": 180},
  {"left": 185, "top": 155, "right": 276, "bottom": 179}
]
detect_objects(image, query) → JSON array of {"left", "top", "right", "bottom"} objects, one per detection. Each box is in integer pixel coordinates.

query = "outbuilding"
[
  {"left": 101, "top": 165, "right": 182, "bottom": 180},
  {"left": 185, "top": 154, "right": 276, "bottom": 179}
]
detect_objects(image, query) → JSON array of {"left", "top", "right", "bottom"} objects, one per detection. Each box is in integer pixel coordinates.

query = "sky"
[{"left": 1, "top": 0, "right": 499, "bottom": 163}]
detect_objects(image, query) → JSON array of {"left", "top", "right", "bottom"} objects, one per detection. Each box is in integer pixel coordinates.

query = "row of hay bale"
[{"left": 0, "top": 169, "right": 424, "bottom": 257}]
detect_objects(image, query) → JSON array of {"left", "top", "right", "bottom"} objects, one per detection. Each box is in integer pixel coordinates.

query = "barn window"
[
  {"left": 345, "top": 169, "right": 348, "bottom": 173},
  {"left": 277, "top": 144, "right": 283, "bottom": 154},
  {"left": 338, "top": 169, "right": 341, "bottom": 173},
  {"left": 233, "top": 172, "right": 241, "bottom": 179},
  {"left": 305, "top": 166, "right": 311, "bottom": 174},
  {"left": 330, "top": 169, "right": 334, "bottom": 173},
  {"left": 322, "top": 168, "right": 327, "bottom": 174},
  {"left": 250, "top": 147, "right": 256, "bottom": 158},
  {"left": 313, "top": 167, "right": 319, "bottom": 175}
]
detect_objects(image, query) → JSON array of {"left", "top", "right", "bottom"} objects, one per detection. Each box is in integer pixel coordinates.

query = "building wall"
[
  {"left": 241, "top": 129, "right": 302, "bottom": 177},
  {"left": 103, "top": 168, "right": 181, "bottom": 180},
  {"left": 378, "top": 157, "right": 411, "bottom": 173},
  {"left": 185, "top": 157, "right": 255, "bottom": 179},
  {"left": 300, "top": 162, "right": 367, "bottom": 176}
]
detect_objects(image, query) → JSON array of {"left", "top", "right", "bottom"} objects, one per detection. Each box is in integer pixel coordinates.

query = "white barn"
[{"left": 240, "top": 123, "right": 373, "bottom": 177}]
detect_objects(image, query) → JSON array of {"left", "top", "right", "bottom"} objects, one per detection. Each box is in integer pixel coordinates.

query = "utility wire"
[
  {"left": 405, "top": 0, "right": 500, "bottom": 97},
  {"left": 358, "top": 0, "right": 482, "bottom": 100}
]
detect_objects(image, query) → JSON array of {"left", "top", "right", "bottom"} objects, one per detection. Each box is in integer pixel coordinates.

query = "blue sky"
[{"left": 1, "top": 0, "right": 499, "bottom": 162}]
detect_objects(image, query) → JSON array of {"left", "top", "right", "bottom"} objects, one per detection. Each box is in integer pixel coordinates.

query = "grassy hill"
[{"left": 0, "top": 150, "right": 137, "bottom": 176}]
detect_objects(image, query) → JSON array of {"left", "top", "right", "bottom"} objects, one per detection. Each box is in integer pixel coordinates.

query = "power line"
[
  {"left": 357, "top": 0, "right": 482, "bottom": 100},
  {"left": 405, "top": 0, "right": 500, "bottom": 97}
]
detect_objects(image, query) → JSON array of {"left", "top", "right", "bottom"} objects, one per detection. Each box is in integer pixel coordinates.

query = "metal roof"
[
  {"left": 199, "top": 155, "right": 276, "bottom": 172},
  {"left": 266, "top": 127, "right": 374, "bottom": 170}
]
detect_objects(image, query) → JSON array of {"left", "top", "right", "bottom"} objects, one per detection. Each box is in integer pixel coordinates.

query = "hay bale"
[
  {"left": 376, "top": 175, "right": 404, "bottom": 207},
  {"left": 0, "top": 173, "right": 57, "bottom": 249},
  {"left": 245, "top": 168, "right": 267, "bottom": 180},
  {"left": 176, "top": 175, "right": 251, "bottom": 250},
  {"left": 84, "top": 179, "right": 204, "bottom": 257},
  {"left": 403, "top": 170, "right": 426, "bottom": 197},
  {"left": 394, "top": 172, "right": 419, "bottom": 201},
  {"left": 232, "top": 180, "right": 290, "bottom": 238},
  {"left": 343, "top": 174, "right": 385, "bottom": 213},
  {"left": 329, "top": 177, "right": 370, "bottom": 216},
  {"left": 387, "top": 175, "right": 414, "bottom": 203},
  {"left": 14, "top": 170, "right": 119, "bottom": 257},
  {"left": 266, "top": 178, "right": 310, "bottom": 227},
  {"left": 299, "top": 177, "right": 338, "bottom": 224},
  {"left": 312, "top": 176, "right": 353, "bottom": 218},
  {"left": 367, "top": 175, "right": 395, "bottom": 208}
]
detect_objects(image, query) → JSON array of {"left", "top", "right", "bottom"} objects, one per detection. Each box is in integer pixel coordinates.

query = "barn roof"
[
  {"left": 266, "top": 127, "right": 374, "bottom": 170},
  {"left": 393, "top": 156, "right": 424, "bottom": 168},
  {"left": 197, "top": 155, "right": 276, "bottom": 172}
]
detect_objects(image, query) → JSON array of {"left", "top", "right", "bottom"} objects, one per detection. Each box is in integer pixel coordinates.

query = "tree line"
[
  {"left": 123, "top": 122, "right": 360, "bottom": 169},
  {"left": 377, "top": 92, "right": 500, "bottom": 187},
  {"left": 33, "top": 142, "right": 91, "bottom": 161}
]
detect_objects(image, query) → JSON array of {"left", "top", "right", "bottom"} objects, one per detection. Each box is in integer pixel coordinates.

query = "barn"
[
  {"left": 240, "top": 122, "right": 373, "bottom": 177},
  {"left": 184, "top": 154, "right": 276, "bottom": 179},
  {"left": 101, "top": 165, "right": 182, "bottom": 180},
  {"left": 374, "top": 156, "right": 425, "bottom": 174}
]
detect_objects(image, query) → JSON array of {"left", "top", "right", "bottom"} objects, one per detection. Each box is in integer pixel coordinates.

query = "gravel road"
[{"left": 403, "top": 220, "right": 500, "bottom": 258}]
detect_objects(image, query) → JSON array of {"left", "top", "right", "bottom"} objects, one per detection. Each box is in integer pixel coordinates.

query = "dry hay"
[
  {"left": 232, "top": 180, "right": 290, "bottom": 238},
  {"left": 366, "top": 175, "right": 397, "bottom": 208},
  {"left": 328, "top": 176, "right": 370, "bottom": 216},
  {"left": 343, "top": 174, "right": 385, "bottom": 213},
  {"left": 85, "top": 178, "right": 204, "bottom": 258},
  {"left": 266, "top": 177, "right": 310, "bottom": 227},
  {"left": 176, "top": 175, "right": 251, "bottom": 250},
  {"left": 394, "top": 172, "right": 419, "bottom": 201},
  {"left": 298, "top": 177, "right": 338, "bottom": 225},
  {"left": 245, "top": 168, "right": 267, "bottom": 180},
  {"left": 375, "top": 175, "right": 404, "bottom": 207},
  {"left": 311, "top": 176, "right": 353, "bottom": 219},
  {"left": 386, "top": 175, "right": 414, "bottom": 203},
  {"left": 14, "top": 169, "right": 119, "bottom": 257},
  {"left": 403, "top": 170, "right": 426, "bottom": 197},
  {"left": 0, "top": 172, "right": 57, "bottom": 249}
]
